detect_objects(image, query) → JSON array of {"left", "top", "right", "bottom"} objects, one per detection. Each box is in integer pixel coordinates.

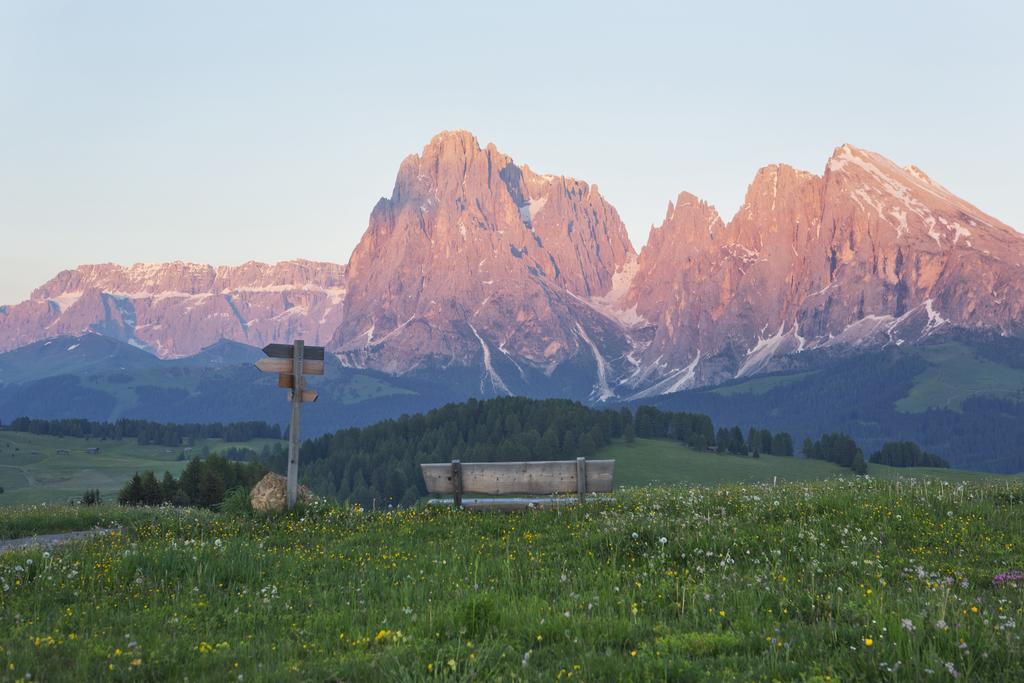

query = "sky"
[{"left": 1, "top": 0, "right": 1021, "bottom": 305}]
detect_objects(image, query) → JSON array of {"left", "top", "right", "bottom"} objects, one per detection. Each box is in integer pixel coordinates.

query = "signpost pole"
[
  {"left": 286, "top": 339, "right": 304, "bottom": 509},
  {"left": 257, "top": 339, "right": 322, "bottom": 510}
]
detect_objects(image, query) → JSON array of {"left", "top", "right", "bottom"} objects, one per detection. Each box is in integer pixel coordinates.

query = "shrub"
[{"left": 216, "top": 486, "right": 253, "bottom": 516}]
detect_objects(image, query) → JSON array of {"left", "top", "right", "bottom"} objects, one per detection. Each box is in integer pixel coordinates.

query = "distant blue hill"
[{"left": 0, "top": 334, "right": 460, "bottom": 437}]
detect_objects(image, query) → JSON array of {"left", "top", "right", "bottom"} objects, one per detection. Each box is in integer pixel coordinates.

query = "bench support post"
[
  {"left": 576, "top": 457, "right": 587, "bottom": 504},
  {"left": 451, "top": 459, "right": 463, "bottom": 509}
]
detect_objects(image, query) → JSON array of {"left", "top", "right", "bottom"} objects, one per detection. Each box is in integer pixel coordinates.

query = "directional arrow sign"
[
  {"left": 263, "top": 343, "right": 325, "bottom": 361},
  {"left": 259, "top": 339, "right": 324, "bottom": 510},
  {"left": 255, "top": 357, "right": 324, "bottom": 375}
]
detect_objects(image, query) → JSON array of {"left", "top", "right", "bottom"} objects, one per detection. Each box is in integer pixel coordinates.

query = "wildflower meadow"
[{"left": 1, "top": 477, "right": 1022, "bottom": 681}]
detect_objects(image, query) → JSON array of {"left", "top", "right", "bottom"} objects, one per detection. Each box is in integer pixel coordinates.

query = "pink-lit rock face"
[
  {"left": 0, "top": 260, "right": 346, "bottom": 358},
  {"left": 620, "top": 145, "right": 1024, "bottom": 391},
  {"left": 332, "top": 130, "right": 637, "bottom": 383},
  {"left": 2, "top": 134, "right": 1022, "bottom": 400}
]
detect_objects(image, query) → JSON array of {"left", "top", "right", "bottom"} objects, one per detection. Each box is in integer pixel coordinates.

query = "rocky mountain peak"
[
  {"left": 621, "top": 144, "right": 1024, "bottom": 392},
  {"left": 334, "top": 130, "right": 635, "bottom": 389},
  {"left": 1, "top": 260, "right": 347, "bottom": 358},
  {"left": 3, "top": 136, "right": 1021, "bottom": 403}
]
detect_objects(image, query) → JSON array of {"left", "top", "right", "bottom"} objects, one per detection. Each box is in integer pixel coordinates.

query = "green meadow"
[
  {"left": 605, "top": 438, "right": 1020, "bottom": 487},
  {"left": 0, "top": 432, "right": 282, "bottom": 506},
  {"left": 895, "top": 342, "right": 1024, "bottom": 413},
  {"left": 2, "top": 431, "right": 1017, "bottom": 509},
  {"left": 0, "top": 479, "right": 1022, "bottom": 681}
]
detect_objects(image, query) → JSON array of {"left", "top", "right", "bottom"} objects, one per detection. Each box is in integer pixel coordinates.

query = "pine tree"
[
  {"left": 562, "top": 431, "right": 578, "bottom": 457},
  {"left": 399, "top": 485, "right": 419, "bottom": 508},
  {"left": 197, "top": 469, "right": 226, "bottom": 508},
  {"left": 773, "top": 432, "right": 794, "bottom": 456},
  {"left": 729, "top": 427, "right": 746, "bottom": 455},
  {"left": 541, "top": 426, "right": 560, "bottom": 458},
  {"left": 140, "top": 471, "right": 162, "bottom": 505},
  {"left": 619, "top": 407, "right": 633, "bottom": 437},
  {"left": 716, "top": 428, "right": 730, "bottom": 453},
  {"left": 179, "top": 457, "right": 203, "bottom": 502},
  {"left": 118, "top": 473, "right": 144, "bottom": 506}
]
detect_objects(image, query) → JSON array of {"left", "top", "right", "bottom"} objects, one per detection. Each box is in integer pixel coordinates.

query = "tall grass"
[
  {"left": 0, "top": 478, "right": 1021, "bottom": 681},
  {"left": 0, "top": 504, "right": 174, "bottom": 540}
]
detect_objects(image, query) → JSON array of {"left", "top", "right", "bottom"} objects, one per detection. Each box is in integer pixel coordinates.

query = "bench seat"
[
  {"left": 427, "top": 495, "right": 615, "bottom": 511},
  {"left": 420, "top": 458, "right": 615, "bottom": 510}
]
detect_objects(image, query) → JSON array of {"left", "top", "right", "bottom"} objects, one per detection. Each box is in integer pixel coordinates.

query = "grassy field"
[
  {"left": 608, "top": 440, "right": 846, "bottom": 487},
  {"left": 896, "top": 342, "right": 1024, "bottom": 413},
  {"left": 604, "top": 439, "right": 1022, "bottom": 487},
  {"left": 709, "top": 371, "right": 818, "bottom": 397},
  {"left": 0, "top": 432, "right": 283, "bottom": 506},
  {"left": 335, "top": 373, "right": 417, "bottom": 404},
  {"left": 0, "top": 479, "right": 1021, "bottom": 680},
  {"left": 3, "top": 432, "right": 1015, "bottom": 509},
  {"left": 0, "top": 504, "right": 163, "bottom": 541}
]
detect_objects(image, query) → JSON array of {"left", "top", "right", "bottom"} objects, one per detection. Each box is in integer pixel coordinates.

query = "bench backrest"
[{"left": 421, "top": 458, "right": 614, "bottom": 503}]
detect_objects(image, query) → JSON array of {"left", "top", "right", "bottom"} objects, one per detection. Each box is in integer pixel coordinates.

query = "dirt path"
[{"left": 0, "top": 528, "right": 115, "bottom": 554}]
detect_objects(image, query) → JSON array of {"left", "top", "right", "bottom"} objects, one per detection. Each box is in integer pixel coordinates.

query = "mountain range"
[{"left": 3, "top": 130, "right": 1021, "bottom": 406}]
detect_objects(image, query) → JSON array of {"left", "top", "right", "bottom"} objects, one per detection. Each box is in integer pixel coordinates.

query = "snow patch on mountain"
[
  {"left": 50, "top": 292, "right": 83, "bottom": 313},
  {"left": 948, "top": 221, "right": 971, "bottom": 244},
  {"left": 518, "top": 197, "right": 547, "bottom": 227},
  {"left": 575, "top": 323, "right": 613, "bottom": 402},
  {"left": 586, "top": 257, "right": 647, "bottom": 328},
  {"left": 469, "top": 323, "right": 511, "bottom": 395},
  {"left": 825, "top": 314, "right": 899, "bottom": 349},
  {"left": 736, "top": 323, "right": 810, "bottom": 378},
  {"left": 626, "top": 351, "right": 701, "bottom": 400},
  {"left": 923, "top": 299, "right": 948, "bottom": 335}
]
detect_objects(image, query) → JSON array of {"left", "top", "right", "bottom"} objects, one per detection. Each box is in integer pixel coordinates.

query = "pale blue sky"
[{"left": 1, "top": 0, "right": 1021, "bottom": 305}]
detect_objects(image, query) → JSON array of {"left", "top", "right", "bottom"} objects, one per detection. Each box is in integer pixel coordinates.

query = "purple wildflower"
[{"left": 993, "top": 570, "right": 1024, "bottom": 587}]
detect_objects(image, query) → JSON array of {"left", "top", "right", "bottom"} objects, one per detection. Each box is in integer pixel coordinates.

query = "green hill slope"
[
  {"left": 895, "top": 342, "right": 1024, "bottom": 412},
  {"left": 603, "top": 438, "right": 1021, "bottom": 487},
  {"left": 644, "top": 336, "right": 1024, "bottom": 473},
  {"left": 0, "top": 431, "right": 283, "bottom": 505}
]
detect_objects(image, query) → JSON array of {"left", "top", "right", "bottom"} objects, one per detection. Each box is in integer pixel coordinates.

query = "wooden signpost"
[{"left": 256, "top": 340, "right": 324, "bottom": 508}]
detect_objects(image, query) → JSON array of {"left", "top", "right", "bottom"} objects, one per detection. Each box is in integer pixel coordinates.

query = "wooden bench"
[{"left": 420, "top": 457, "right": 615, "bottom": 510}]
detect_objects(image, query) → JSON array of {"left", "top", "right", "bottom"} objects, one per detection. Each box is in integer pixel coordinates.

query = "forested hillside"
[
  {"left": 285, "top": 397, "right": 793, "bottom": 508},
  {"left": 642, "top": 338, "right": 1024, "bottom": 473},
  {"left": 1, "top": 416, "right": 281, "bottom": 446}
]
